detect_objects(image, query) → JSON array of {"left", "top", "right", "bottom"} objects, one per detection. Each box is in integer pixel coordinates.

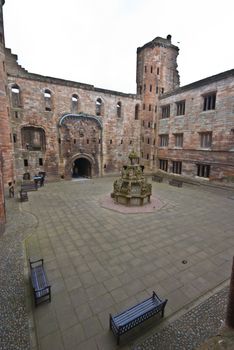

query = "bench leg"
[{"left": 117, "top": 333, "right": 120, "bottom": 345}]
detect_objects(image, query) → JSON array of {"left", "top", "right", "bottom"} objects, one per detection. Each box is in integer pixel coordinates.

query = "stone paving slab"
[{"left": 1, "top": 177, "right": 234, "bottom": 350}]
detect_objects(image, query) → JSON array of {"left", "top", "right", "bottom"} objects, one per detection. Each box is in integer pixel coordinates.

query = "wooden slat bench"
[
  {"left": 152, "top": 175, "right": 163, "bottom": 183},
  {"left": 21, "top": 182, "right": 38, "bottom": 192},
  {"left": 29, "top": 259, "right": 51, "bottom": 307},
  {"left": 169, "top": 179, "right": 183, "bottom": 187},
  {"left": 110, "top": 291, "right": 167, "bottom": 344}
]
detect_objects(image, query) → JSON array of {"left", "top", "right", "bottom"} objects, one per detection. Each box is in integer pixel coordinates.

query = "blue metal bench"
[
  {"left": 110, "top": 291, "right": 167, "bottom": 344},
  {"left": 29, "top": 259, "right": 51, "bottom": 307}
]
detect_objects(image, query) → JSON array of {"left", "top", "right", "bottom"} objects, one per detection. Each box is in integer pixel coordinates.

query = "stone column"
[{"left": 226, "top": 256, "right": 234, "bottom": 328}]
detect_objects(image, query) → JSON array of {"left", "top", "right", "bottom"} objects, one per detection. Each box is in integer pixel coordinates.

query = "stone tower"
[
  {"left": 0, "top": 0, "right": 14, "bottom": 234},
  {"left": 136, "top": 35, "right": 179, "bottom": 172}
]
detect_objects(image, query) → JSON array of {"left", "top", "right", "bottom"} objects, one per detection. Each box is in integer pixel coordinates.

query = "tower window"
[
  {"left": 24, "top": 159, "right": 28, "bottom": 167},
  {"left": 13, "top": 133, "right": 17, "bottom": 143},
  {"left": 149, "top": 104, "right": 151, "bottom": 111},
  {"left": 39, "top": 158, "right": 43, "bottom": 166},
  {"left": 157, "top": 68, "right": 160, "bottom": 75},
  {"left": 151, "top": 66, "right": 153, "bottom": 73},
  {"left": 144, "top": 65, "right": 147, "bottom": 73},
  {"left": 150, "top": 85, "right": 152, "bottom": 92},
  {"left": 117, "top": 101, "right": 122, "bottom": 118},
  {"left": 135, "top": 104, "right": 139, "bottom": 120},
  {"left": 156, "top": 86, "right": 159, "bottom": 94}
]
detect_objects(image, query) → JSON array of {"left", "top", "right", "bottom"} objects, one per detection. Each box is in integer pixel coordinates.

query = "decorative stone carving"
[{"left": 111, "top": 152, "right": 152, "bottom": 206}]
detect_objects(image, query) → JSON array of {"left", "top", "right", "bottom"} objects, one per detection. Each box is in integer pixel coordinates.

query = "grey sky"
[{"left": 3, "top": 0, "right": 234, "bottom": 93}]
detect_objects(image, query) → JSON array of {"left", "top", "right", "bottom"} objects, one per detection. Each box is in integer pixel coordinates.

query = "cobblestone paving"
[
  {"left": 132, "top": 286, "right": 229, "bottom": 350},
  {"left": 0, "top": 197, "right": 37, "bottom": 350}
]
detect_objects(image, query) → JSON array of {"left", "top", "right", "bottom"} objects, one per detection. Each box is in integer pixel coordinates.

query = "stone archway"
[{"left": 72, "top": 157, "right": 91, "bottom": 178}]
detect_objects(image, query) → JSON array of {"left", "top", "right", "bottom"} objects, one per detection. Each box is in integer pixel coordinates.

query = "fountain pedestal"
[{"left": 111, "top": 152, "right": 152, "bottom": 206}]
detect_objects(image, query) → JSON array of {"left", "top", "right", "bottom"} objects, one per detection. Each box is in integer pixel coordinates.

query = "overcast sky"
[{"left": 3, "top": 0, "right": 234, "bottom": 93}]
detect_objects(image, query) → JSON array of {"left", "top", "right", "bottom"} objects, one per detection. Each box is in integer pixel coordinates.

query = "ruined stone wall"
[
  {"left": 157, "top": 72, "right": 234, "bottom": 180},
  {"left": 8, "top": 71, "right": 141, "bottom": 180},
  {"left": 136, "top": 36, "right": 180, "bottom": 173}
]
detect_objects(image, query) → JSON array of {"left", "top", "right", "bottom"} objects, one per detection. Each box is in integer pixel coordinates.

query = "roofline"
[
  {"left": 7, "top": 72, "right": 138, "bottom": 99},
  {"left": 160, "top": 69, "right": 234, "bottom": 99}
]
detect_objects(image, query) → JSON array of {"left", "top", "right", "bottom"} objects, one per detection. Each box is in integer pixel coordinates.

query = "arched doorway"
[{"left": 72, "top": 158, "right": 91, "bottom": 178}]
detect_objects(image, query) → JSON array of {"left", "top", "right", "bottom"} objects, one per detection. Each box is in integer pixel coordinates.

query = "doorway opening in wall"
[{"left": 72, "top": 158, "right": 91, "bottom": 178}]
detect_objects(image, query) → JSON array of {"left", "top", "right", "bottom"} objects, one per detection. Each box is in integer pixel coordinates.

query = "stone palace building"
[{"left": 0, "top": 0, "right": 233, "bottom": 233}]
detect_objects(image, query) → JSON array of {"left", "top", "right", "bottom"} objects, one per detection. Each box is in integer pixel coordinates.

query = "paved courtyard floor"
[{"left": 2, "top": 177, "right": 234, "bottom": 350}]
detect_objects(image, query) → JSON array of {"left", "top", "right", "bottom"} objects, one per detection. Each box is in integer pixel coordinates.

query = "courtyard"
[{"left": 1, "top": 177, "right": 234, "bottom": 350}]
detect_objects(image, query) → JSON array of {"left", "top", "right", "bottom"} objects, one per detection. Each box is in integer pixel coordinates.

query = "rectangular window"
[
  {"left": 143, "top": 104, "right": 145, "bottom": 110},
  {"left": 197, "top": 164, "right": 210, "bottom": 178},
  {"left": 147, "top": 154, "right": 149, "bottom": 160},
  {"left": 151, "top": 66, "right": 153, "bottom": 73},
  {"left": 144, "top": 65, "right": 147, "bottom": 73},
  {"left": 200, "top": 132, "right": 212, "bottom": 148},
  {"left": 150, "top": 85, "right": 152, "bottom": 92},
  {"left": 176, "top": 100, "right": 185, "bottom": 115},
  {"left": 39, "top": 158, "right": 43, "bottom": 166},
  {"left": 159, "top": 159, "right": 168, "bottom": 171},
  {"left": 24, "top": 159, "right": 28, "bottom": 167},
  {"left": 172, "top": 161, "right": 182, "bottom": 174},
  {"left": 161, "top": 105, "right": 170, "bottom": 119},
  {"left": 159, "top": 134, "right": 169, "bottom": 147},
  {"left": 13, "top": 133, "right": 17, "bottom": 143},
  {"left": 174, "top": 133, "right": 183, "bottom": 148},
  {"left": 203, "top": 93, "right": 216, "bottom": 111},
  {"left": 157, "top": 68, "right": 160, "bottom": 75},
  {"left": 156, "top": 86, "right": 159, "bottom": 94},
  {"left": 147, "top": 138, "right": 150, "bottom": 144},
  {"left": 149, "top": 104, "right": 151, "bottom": 111}
]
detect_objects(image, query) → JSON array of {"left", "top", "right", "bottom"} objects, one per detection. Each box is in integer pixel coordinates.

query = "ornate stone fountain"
[{"left": 111, "top": 151, "right": 152, "bottom": 206}]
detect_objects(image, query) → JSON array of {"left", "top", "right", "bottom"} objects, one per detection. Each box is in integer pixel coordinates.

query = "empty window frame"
[
  {"left": 150, "top": 85, "right": 152, "bottom": 92},
  {"left": 203, "top": 92, "right": 216, "bottom": 111},
  {"left": 11, "top": 84, "right": 21, "bottom": 108},
  {"left": 174, "top": 133, "right": 183, "bottom": 148},
  {"left": 21, "top": 127, "right": 46, "bottom": 151},
  {"left": 44, "top": 89, "right": 52, "bottom": 111},
  {"left": 96, "top": 98, "right": 103, "bottom": 116},
  {"left": 159, "top": 134, "right": 169, "bottom": 147},
  {"left": 24, "top": 159, "right": 28, "bottom": 167},
  {"left": 39, "top": 158, "right": 43, "bottom": 166},
  {"left": 13, "top": 133, "right": 17, "bottom": 143},
  {"left": 161, "top": 105, "right": 170, "bottom": 119},
  {"left": 117, "top": 101, "right": 122, "bottom": 118},
  {"left": 200, "top": 132, "right": 212, "bottom": 148},
  {"left": 197, "top": 164, "right": 210, "bottom": 178},
  {"left": 135, "top": 104, "right": 139, "bottom": 120},
  {"left": 172, "top": 161, "right": 182, "bottom": 174},
  {"left": 71, "top": 94, "right": 79, "bottom": 113},
  {"left": 176, "top": 100, "right": 185, "bottom": 115},
  {"left": 159, "top": 159, "right": 168, "bottom": 171}
]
